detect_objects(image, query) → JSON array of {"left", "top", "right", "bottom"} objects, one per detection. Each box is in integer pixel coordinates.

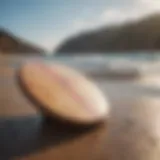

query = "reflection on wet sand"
[
  {"left": 105, "top": 97, "right": 160, "bottom": 160},
  {"left": 15, "top": 97, "right": 160, "bottom": 160}
]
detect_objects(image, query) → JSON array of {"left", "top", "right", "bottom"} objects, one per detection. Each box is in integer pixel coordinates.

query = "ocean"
[
  {"left": 1, "top": 52, "right": 160, "bottom": 99},
  {"left": 1, "top": 52, "right": 160, "bottom": 76}
]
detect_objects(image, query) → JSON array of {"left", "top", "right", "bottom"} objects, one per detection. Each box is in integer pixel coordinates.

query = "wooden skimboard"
[{"left": 18, "top": 62, "right": 109, "bottom": 125}]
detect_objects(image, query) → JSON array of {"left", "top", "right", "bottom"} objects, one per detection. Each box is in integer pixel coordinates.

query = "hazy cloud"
[{"left": 71, "top": 0, "right": 160, "bottom": 33}]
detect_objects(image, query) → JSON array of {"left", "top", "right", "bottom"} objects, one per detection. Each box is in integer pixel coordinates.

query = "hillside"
[
  {"left": 56, "top": 14, "right": 160, "bottom": 54},
  {"left": 0, "top": 29, "right": 45, "bottom": 55}
]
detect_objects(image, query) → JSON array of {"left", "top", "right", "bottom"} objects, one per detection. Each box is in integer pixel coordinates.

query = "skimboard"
[{"left": 18, "top": 62, "right": 109, "bottom": 125}]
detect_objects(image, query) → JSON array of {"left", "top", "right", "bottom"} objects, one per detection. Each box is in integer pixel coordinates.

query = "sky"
[{"left": 0, "top": 0, "right": 160, "bottom": 52}]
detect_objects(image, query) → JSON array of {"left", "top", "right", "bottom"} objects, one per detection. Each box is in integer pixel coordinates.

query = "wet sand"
[{"left": 1, "top": 56, "right": 160, "bottom": 160}]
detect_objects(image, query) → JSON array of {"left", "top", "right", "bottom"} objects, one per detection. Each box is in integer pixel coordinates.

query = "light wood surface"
[{"left": 19, "top": 62, "right": 108, "bottom": 124}]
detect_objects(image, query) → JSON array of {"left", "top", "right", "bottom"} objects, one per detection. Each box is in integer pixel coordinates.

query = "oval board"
[{"left": 19, "top": 62, "right": 109, "bottom": 125}]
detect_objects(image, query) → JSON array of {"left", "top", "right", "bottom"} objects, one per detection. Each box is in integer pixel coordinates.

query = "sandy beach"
[{"left": 1, "top": 55, "right": 160, "bottom": 160}]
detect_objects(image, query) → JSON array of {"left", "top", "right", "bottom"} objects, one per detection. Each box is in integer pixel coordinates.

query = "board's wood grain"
[{"left": 19, "top": 62, "right": 108, "bottom": 124}]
